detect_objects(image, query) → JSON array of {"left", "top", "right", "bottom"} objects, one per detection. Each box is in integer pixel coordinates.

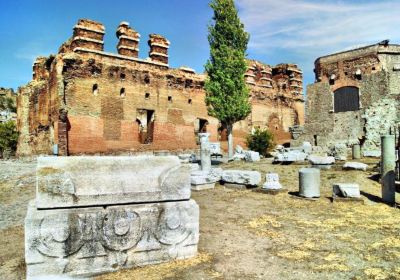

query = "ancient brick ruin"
[
  {"left": 16, "top": 19, "right": 304, "bottom": 156},
  {"left": 292, "top": 42, "right": 400, "bottom": 154}
]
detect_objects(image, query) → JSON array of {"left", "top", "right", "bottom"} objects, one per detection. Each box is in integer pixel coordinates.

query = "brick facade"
[{"left": 16, "top": 19, "right": 304, "bottom": 156}]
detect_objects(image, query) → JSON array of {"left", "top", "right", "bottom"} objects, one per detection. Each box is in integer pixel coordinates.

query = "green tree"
[
  {"left": 0, "top": 96, "right": 16, "bottom": 113},
  {"left": 0, "top": 121, "right": 18, "bottom": 158},
  {"left": 246, "top": 128, "right": 274, "bottom": 157},
  {"left": 205, "top": 0, "right": 251, "bottom": 159}
]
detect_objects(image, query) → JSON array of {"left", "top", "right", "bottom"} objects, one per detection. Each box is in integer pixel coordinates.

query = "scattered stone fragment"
[
  {"left": 343, "top": 162, "right": 368, "bottom": 171},
  {"left": 308, "top": 155, "right": 335, "bottom": 165},
  {"left": 221, "top": 170, "right": 261, "bottom": 187},
  {"left": 245, "top": 151, "right": 260, "bottom": 162},
  {"left": 191, "top": 168, "right": 223, "bottom": 191},
  {"left": 273, "top": 149, "right": 308, "bottom": 163},
  {"left": 332, "top": 183, "right": 361, "bottom": 198},
  {"left": 363, "top": 150, "right": 381, "bottom": 158}
]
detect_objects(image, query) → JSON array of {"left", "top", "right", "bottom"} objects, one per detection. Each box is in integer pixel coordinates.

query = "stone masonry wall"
[
  {"left": 293, "top": 43, "right": 400, "bottom": 152},
  {"left": 17, "top": 19, "right": 304, "bottom": 156}
]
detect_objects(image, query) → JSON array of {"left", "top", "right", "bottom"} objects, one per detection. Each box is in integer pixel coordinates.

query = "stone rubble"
[{"left": 25, "top": 156, "right": 199, "bottom": 279}]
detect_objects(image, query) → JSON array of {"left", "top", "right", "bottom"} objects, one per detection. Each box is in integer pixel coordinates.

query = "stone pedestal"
[
  {"left": 199, "top": 133, "right": 211, "bottom": 172},
  {"left": 25, "top": 156, "right": 199, "bottom": 279},
  {"left": 299, "top": 168, "right": 320, "bottom": 198},
  {"left": 381, "top": 135, "right": 396, "bottom": 204},
  {"left": 262, "top": 173, "right": 282, "bottom": 190}
]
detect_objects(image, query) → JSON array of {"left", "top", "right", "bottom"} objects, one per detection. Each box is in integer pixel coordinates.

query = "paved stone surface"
[
  {"left": 343, "top": 162, "right": 368, "bottom": 171},
  {"left": 332, "top": 183, "right": 361, "bottom": 198},
  {"left": 221, "top": 170, "right": 261, "bottom": 186},
  {"left": 25, "top": 199, "right": 199, "bottom": 279},
  {"left": 36, "top": 156, "right": 191, "bottom": 209}
]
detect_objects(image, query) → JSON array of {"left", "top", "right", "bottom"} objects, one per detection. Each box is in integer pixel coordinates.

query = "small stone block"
[{"left": 191, "top": 183, "right": 215, "bottom": 191}]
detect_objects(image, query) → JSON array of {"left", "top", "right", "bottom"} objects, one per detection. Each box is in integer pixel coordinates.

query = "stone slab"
[
  {"left": 332, "top": 183, "right": 361, "bottom": 198},
  {"left": 363, "top": 150, "right": 381, "bottom": 157},
  {"left": 221, "top": 170, "right": 261, "bottom": 186},
  {"left": 25, "top": 199, "right": 199, "bottom": 279},
  {"left": 36, "top": 156, "right": 190, "bottom": 209},
  {"left": 343, "top": 162, "right": 368, "bottom": 171},
  {"left": 191, "top": 183, "right": 215, "bottom": 191},
  {"left": 274, "top": 150, "right": 308, "bottom": 162},
  {"left": 308, "top": 155, "right": 335, "bottom": 165}
]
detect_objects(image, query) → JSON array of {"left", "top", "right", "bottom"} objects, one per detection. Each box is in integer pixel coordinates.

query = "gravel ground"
[{"left": 1, "top": 157, "right": 400, "bottom": 280}]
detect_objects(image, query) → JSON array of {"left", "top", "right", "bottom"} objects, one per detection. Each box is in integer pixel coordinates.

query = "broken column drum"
[
  {"left": 25, "top": 156, "right": 199, "bottom": 279},
  {"left": 199, "top": 133, "right": 211, "bottom": 172},
  {"left": 352, "top": 144, "right": 361, "bottom": 160},
  {"left": 298, "top": 168, "right": 320, "bottom": 198},
  {"left": 381, "top": 135, "right": 396, "bottom": 204}
]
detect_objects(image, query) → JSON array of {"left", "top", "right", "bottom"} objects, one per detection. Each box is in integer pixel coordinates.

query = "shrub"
[
  {"left": 246, "top": 128, "right": 274, "bottom": 156},
  {"left": 0, "top": 121, "right": 18, "bottom": 158}
]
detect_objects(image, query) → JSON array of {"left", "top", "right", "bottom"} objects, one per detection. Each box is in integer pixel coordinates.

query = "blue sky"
[{"left": 1, "top": 0, "right": 400, "bottom": 92}]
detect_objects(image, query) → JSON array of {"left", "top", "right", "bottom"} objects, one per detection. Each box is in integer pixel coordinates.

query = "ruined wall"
[
  {"left": 293, "top": 43, "right": 400, "bottom": 152},
  {"left": 17, "top": 19, "right": 304, "bottom": 155},
  {"left": 245, "top": 60, "right": 304, "bottom": 145}
]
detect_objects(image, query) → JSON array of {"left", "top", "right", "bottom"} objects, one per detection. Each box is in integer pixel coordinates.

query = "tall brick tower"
[
  {"left": 116, "top": 21, "right": 140, "bottom": 57},
  {"left": 148, "top": 34, "right": 170, "bottom": 65}
]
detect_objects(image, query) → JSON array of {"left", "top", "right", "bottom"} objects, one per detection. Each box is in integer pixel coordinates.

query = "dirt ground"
[{"left": 1, "top": 158, "right": 400, "bottom": 280}]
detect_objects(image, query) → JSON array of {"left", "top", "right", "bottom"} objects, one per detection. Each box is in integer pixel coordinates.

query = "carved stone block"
[
  {"left": 25, "top": 199, "right": 199, "bottom": 279},
  {"left": 36, "top": 156, "right": 190, "bottom": 209}
]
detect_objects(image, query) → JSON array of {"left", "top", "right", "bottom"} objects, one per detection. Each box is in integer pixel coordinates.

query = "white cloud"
[{"left": 236, "top": 0, "right": 400, "bottom": 83}]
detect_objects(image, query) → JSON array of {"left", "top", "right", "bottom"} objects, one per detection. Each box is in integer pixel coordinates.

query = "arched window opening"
[
  {"left": 92, "top": 84, "right": 98, "bottom": 96},
  {"left": 334, "top": 86, "right": 360, "bottom": 113},
  {"left": 120, "top": 88, "right": 126, "bottom": 97}
]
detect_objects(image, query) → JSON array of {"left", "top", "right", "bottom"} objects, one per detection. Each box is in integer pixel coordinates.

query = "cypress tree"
[{"left": 205, "top": 0, "right": 251, "bottom": 158}]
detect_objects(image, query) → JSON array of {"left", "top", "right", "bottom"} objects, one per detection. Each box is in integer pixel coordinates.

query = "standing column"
[
  {"left": 352, "top": 144, "right": 361, "bottom": 160},
  {"left": 199, "top": 133, "right": 211, "bottom": 172},
  {"left": 381, "top": 135, "right": 396, "bottom": 204}
]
